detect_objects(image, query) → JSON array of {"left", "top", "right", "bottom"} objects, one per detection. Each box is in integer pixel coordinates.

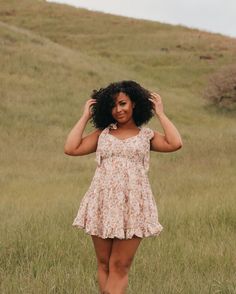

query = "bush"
[{"left": 203, "top": 64, "right": 236, "bottom": 111}]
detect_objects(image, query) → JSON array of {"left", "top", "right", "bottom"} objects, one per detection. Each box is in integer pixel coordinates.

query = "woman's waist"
[{"left": 102, "top": 154, "right": 143, "bottom": 166}]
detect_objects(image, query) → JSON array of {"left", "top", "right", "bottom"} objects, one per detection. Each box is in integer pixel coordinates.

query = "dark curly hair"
[{"left": 90, "top": 80, "right": 155, "bottom": 129}]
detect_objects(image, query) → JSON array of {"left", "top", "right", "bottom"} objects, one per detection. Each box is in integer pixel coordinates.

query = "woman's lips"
[{"left": 117, "top": 114, "right": 125, "bottom": 118}]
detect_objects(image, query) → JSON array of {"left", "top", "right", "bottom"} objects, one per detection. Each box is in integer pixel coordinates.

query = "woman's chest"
[{"left": 97, "top": 133, "right": 149, "bottom": 158}]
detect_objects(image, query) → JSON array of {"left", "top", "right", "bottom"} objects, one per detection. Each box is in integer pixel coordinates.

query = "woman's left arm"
[{"left": 149, "top": 92, "right": 183, "bottom": 152}]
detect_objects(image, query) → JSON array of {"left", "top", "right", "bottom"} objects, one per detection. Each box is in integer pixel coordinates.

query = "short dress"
[{"left": 72, "top": 122, "right": 163, "bottom": 239}]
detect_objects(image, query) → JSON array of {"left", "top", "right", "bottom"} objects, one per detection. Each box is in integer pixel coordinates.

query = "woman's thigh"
[
  {"left": 91, "top": 235, "right": 113, "bottom": 266},
  {"left": 109, "top": 236, "right": 143, "bottom": 270}
]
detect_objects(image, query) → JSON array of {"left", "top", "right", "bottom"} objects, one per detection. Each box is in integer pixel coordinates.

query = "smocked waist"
[{"left": 102, "top": 155, "right": 143, "bottom": 166}]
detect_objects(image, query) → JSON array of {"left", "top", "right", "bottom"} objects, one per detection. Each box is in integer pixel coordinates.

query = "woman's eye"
[{"left": 112, "top": 102, "right": 126, "bottom": 109}]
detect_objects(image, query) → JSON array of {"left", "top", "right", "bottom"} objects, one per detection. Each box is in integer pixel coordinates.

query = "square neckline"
[{"left": 107, "top": 125, "right": 142, "bottom": 142}]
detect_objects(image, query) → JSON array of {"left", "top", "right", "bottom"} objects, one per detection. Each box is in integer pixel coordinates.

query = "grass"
[{"left": 0, "top": 0, "right": 236, "bottom": 293}]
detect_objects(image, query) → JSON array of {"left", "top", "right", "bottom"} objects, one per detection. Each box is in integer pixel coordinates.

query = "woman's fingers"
[
  {"left": 83, "top": 99, "right": 97, "bottom": 118},
  {"left": 87, "top": 98, "right": 96, "bottom": 104},
  {"left": 86, "top": 99, "right": 97, "bottom": 109},
  {"left": 149, "top": 95, "right": 160, "bottom": 101},
  {"left": 150, "top": 92, "right": 161, "bottom": 99}
]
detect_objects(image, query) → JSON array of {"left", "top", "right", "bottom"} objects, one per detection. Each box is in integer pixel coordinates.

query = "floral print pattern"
[{"left": 72, "top": 122, "right": 163, "bottom": 239}]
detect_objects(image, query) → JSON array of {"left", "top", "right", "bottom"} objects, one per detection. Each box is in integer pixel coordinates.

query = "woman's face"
[{"left": 111, "top": 92, "right": 135, "bottom": 123}]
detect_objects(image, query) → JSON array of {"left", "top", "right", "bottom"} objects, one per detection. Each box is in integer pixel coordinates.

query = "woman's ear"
[{"left": 132, "top": 103, "right": 135, "bottom": 109}]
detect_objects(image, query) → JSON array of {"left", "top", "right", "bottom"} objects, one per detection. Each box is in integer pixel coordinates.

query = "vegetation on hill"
[{"left": 203, "top": 64, "right": 236, "bottom": 110}]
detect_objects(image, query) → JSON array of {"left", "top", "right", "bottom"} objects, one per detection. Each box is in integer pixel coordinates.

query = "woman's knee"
[
  {"left": 97, "top": 257, "right": 110, "bottom": 273},
  {"left": 109, "top": 258, "right": 133, "bottom": 276}
]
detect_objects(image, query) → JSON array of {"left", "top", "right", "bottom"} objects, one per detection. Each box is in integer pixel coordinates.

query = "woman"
[{"left": 64, "top": 80, "right": 183, "bottom": 294}]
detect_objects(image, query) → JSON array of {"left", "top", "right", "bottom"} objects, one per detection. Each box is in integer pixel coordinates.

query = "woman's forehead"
[{"left": 114, "top": 92, "right": 130, "bottom": 102}]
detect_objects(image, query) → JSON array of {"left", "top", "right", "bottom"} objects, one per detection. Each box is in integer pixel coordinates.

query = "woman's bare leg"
[
  {"left": 104, "top": 236, "right": 142, "bottom": 294},
  {"left": 91, "top": 235, "right": 113, "bottom": 293}
]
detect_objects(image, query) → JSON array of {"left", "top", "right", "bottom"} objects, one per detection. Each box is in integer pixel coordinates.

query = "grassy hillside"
[{"left": 0, "top": 0, "right": 236, "bottom": 293}]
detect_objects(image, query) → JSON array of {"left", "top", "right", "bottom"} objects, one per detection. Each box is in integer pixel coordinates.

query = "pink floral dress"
[{"left": 72, "top": 122, "right": 163, "bottom": 239}]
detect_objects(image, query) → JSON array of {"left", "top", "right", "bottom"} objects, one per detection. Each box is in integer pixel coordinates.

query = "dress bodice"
[{"left": 95, "top": 123, "right": 154, "bottom": 173}]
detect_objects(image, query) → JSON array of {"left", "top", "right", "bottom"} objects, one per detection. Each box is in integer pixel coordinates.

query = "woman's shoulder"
[
  {"left": 94, "top": 128, "right": 104, "bottom": 135},
  {"left": 141, "top": 126, "right": 154, "bottom": 140},
  {"left": 94, "top": 127, "right": 109, "bottom": 138}
]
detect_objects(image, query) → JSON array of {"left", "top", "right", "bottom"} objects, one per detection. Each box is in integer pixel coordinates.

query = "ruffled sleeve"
[
  {"left": 143, "top": 127, "right": 154, "bottom": 140},
  {"left": 95, "top": 125, "right": 114, "bottom": 166},
  {"left": 143, "top": 127, "right": 154, "bottom": 172},
  {"left": 95, "top": 149, "right": 101, "bottom": 166},
  {"left": 95, "top": 127, "right": 109, "bottom": 167}
]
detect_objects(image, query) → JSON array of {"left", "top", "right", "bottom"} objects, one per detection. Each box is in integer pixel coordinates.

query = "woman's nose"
[{"left": 116, "top": 105, "right": 123, "bottom": 112}]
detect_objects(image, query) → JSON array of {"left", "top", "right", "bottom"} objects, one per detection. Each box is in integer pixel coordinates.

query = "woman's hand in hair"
[
  {"left": 149, "top": 92, "right": 164, "bottom": 116},
  {"left": 83, "top": 98, "right": 97, "bottom": 119}
]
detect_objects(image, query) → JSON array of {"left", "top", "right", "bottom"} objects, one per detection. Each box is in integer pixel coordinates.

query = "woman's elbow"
[
  {"left": 64, "top": 148, "right": 72, "bottom": 155},
  {"left": 175, "top": 141, "right": 183, "bottom": 150},
  {"left": 64, "top": 147, "right": 77, "bottom": 156}
]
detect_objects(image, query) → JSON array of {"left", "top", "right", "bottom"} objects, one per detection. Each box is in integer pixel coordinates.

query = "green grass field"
[{"left": 0, "top": 0, "right": 236, "bottom": 293}]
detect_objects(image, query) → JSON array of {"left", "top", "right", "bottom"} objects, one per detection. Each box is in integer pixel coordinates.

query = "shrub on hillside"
[{"left": 203, "top": 64, "right": 236, "bottom": 111}]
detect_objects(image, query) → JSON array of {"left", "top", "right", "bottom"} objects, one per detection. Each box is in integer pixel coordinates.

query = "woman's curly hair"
[{"left": 90, "top": 80, "right": 155, "bottom": 129}]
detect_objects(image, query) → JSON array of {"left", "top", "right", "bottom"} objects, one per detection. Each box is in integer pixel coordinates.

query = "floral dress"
[{"left": 72, "top": 122, "right": 163, "bottom": 239}]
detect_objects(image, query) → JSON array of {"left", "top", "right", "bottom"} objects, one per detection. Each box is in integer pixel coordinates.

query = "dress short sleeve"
[
  {"left": 95, "top": 149, "right": 101, "bottom": 166},
  {"left": 142, "top": 127, "right": 154, "bottom": 173},
  {"left": 143, "top": 127, "right": 154, "bottom": 140}
]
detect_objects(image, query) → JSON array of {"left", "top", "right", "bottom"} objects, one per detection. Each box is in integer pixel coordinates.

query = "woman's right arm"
[{"left": 64, "top": 98, "right": 102, "bottom": 156}]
